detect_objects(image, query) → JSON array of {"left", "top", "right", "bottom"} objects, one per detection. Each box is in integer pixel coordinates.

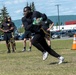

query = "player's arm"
[
  {"left": 21, "top": 17, "right": 28, "bottom": 29},
  {"left": 47, "top": 22, "right": 54, "bottom": 31},
  {"left": 0, "top": 27, "right": 4, "bottom": 32},
  {"left": 0, "top": 25, "right": 6, "bottom": 32},
  {"left": 32, "top": 11, "right": 44, "bottom": 25},
  {"left": 9, "top": 26, "right": 14, "bottom": 31}
]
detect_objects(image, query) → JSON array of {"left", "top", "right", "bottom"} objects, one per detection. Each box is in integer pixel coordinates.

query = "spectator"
[
  {"left": 21, "top": 24, "right": 32, "bottom": 52},
  {"left": 0, "top": 16, "right": 15, "bottom": 53}
]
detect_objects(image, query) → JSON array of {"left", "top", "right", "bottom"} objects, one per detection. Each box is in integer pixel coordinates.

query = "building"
[
  {"left": 65, "top": 20, "right": 76, "bottom": 25},
  {"left": 50, "top": 24, "right": 76, "bottom": 31}
]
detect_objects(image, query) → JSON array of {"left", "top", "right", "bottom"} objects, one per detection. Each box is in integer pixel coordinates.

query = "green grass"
[{"left": 0, "top": 39, "right": 76, "bottom": 75}]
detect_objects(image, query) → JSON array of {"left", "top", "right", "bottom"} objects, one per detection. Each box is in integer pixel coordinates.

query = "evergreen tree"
[
  {"left": 18, "top": 27, "right": 24, "bottom": 33},
  {"left": 26, "top": 2, "right": 29, "bottom": 7},
  {"left": 0, "top": 6, "right": 9, "bottom": 35},
  {"left": 25, "top": 2, "right": 36, "bottom": 12},
  {"left": 31, "top": 2, "right": 36, "bottom": 12},
  {"left": 0, "top": 6, "right": 9, "bottom": 23},
  {"left": 30, "top": 3, "right": 32, "bottom": 9}
]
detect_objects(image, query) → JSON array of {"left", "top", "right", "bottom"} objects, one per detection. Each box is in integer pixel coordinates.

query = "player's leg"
[
  {"left": 32, "top": 34, "right": 46, "bottom": 53},
  {"left": 12, "top": 33, "right": 16, "bottom": 50},
  {"left": 28, "top": 32, "right": 32, "bottom": 51},
  {"left": 8, "top": 33, "right": 14, "bottom": 52},
  {"left": 22, "top": 31, "right": 28, "bottom": 52},
  {"left": 28, "top": 37, "right": 32, "bottom": 51},
  {"left": 38, "top": 36, "right": 64, "bottom": 64},
  {"left": 46, "top": 36, "right": 51, "bottom": 47},
  {"left": 45, "top": 31, "right": 51, "bottom": 47},
  {"left": 4, "top": 33, "right": 11, "bottom": 53},
  {"left": 6, "top": 41, "right": 11, "bottom": 53},
  {"left": 22, "top": 38, "right": 27, "bottom": 51},
  {"left": 10, "top": 38, "right": 15, "bottom": 52}
]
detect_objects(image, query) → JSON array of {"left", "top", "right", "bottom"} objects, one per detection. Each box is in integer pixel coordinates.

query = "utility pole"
[{"left": 55, "top": 4, "right": 60, "bottom": 30}]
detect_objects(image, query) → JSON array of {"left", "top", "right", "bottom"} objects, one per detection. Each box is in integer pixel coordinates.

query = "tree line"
[{"left": 0, "top": 2, "right": 36, "bottom": 35}]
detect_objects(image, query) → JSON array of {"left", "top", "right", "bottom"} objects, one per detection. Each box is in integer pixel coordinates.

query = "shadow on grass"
[{"left": 49, "top": 61, "right": 70, "bottom": 65}]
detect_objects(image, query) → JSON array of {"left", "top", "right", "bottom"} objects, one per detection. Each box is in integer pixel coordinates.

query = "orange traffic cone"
[{"left": 72, "top": 34, "right": 76, "bottom": 50}]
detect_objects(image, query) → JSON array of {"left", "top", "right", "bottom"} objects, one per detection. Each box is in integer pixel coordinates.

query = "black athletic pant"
[
  {"left": 32, "top": 30, "right": 60, "bottom": 58},
  {"left": 4, "top": 32, "right": 12, "bottom": 44}
]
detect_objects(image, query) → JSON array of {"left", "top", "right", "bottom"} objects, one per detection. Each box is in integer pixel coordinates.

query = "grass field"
[{"left": 0, "top": 39, "right": 76, "bottom": 75}]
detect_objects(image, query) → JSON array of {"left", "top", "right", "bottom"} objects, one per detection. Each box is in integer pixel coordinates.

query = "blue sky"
[{"left": 0, "top": 0, "right": 76, "bottom": 20}]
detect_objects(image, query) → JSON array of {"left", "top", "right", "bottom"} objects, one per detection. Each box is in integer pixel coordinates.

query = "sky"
[{"left": 0, "top": 0, "right": 76, "bottom": 20}]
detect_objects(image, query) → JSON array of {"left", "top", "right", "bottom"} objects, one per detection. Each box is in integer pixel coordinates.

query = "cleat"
[
  {"left": 28, "top": 49, "right": 31, "bottom": 51},
  {"left": 43, "top": 51, "right": 48, "bottom": 60},
  {"left": 22, "top": 49, "right": 26, "bottom": 52},
  {"left": 58, "top": 56, "right": 64, "bottom": 64}
]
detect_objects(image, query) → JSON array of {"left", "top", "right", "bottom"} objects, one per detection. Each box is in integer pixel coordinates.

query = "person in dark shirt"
[
  {"left": 0, "top": 17, "right": 15, "bottom": 53},
  {"left": 21, "top": 24, "right": 32, "bottom": 52},
  {"left": 41, "top": 14, "right": 54, "bottom": 47},
  {"left": 7, "top": 17, "right": 16, "bottom": 51},
  {"left": 21, "top": 7, "right": 32, "bottom": 52},
  {"left": 22, "top": 6, "right": 48, "bottom": 54},
  {"left": 22, "top": 6, "right": 64, "bottom": 64}
]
